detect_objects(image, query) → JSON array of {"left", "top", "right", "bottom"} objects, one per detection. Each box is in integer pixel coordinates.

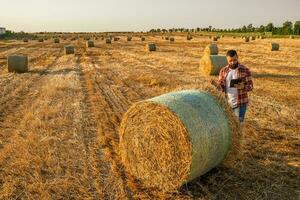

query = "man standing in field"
[{"left": 212, "top": 50, "right": 253, "bottom": 123}]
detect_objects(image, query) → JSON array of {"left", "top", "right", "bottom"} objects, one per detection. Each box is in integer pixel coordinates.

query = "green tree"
[
  {"left": 242, "top": 25, "right": 247, "bottom": 32},
  {"left": 258, "top": 25, "right": 265, "bottom": 32},
  {"left": 265, "top": 23, "right": 274, "bottom": 32},
  {"left": 294, "top": 21, "right": 300, "bottom": 35},
  {"left": 282, "top": 21, "right": 293, "bottom": 35}
]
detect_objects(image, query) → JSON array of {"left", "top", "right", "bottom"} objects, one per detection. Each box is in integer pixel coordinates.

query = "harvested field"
[{"left": 0, "top": 36, "right": 299, "bottom": 199}]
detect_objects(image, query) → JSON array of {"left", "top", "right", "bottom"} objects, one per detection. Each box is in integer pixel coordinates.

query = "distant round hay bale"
[
  {"left": 232, "top": 36, "right": 236, "bottom": 39},
  {"left": 244, "top": 37, "right": 250, "bottom": 42},
  {"left": 147, "top": 43, "right": 156, "bottom": 51},
  {"left": 23, "top": 38, "right": 28, "bottom": 42},
  {"left": 7, "top": 55, "right": 28, "bottom": 73},
  {"left": 127, "top": 36, "right": 132, "bottom": 41},
  {"left": 270, "top": 43, "right": 279, "bottom": 51},
  {"left": 54, "top": 38, "right": 60, "bottom": 43},
  {"left": 250, "top": 36, "right": 256, "bottom": 40},
  {"left": 204, "top": 43, "right": 218, "bottom": 55},
  {"left": 165, "top": 36, "right": 170, "bottom": 40},
  {"left": 170, "top": 37, "right": 175, "bottom": 42},
  {"left": 209, "top": 36, "right": 212, "bottom": 39},
  {"left": 38, "top": 38, "right": 44, "bottom": 42},
  {"left": 86, "top": 40, "right": 94, "bottom": 47},
  {"left": 199, "top": 55, "right": 227, "bottom": 76},
  {"left": 65, "top": 45, "right": 75, "bottom": 55},
  {"left": 106, "top": 38, "right": 112, "bottom": 44},
  {"left": 141, "top": 37, "right": 146, "bottom": 41},
  {"left": 212, "top": 36, "right": 218, "bottom": 41},
  {"left": 289, "top": 35, "right": 294, "bottom": 39},
  {"left": 114, "top": 37, "right": 119, "bottom": 41},
  {"left": 187, "top": 35, "right": 193, "bottom": 40},
  {"left": 119, "top": 89, "right": 241, "bottom": 192}
]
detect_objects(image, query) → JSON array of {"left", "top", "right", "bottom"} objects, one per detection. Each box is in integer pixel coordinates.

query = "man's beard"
[{"left": 229, "top": 62, "right": 239, "bottom": 69}]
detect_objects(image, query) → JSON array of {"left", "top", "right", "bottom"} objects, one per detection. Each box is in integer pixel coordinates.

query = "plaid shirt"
[{"left": 217, "top": 64, "right": 253, "bottom": 108}]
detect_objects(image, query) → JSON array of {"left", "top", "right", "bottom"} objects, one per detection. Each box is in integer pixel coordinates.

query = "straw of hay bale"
[
  {"left": 65, "top": 45, "right": 75, "bottom": 55},
  {"left": 204, "top": 43, "right": 218, "bottom": 55},
  {"left": 38, "top": 39, "right": 44, "bottom": 42},
  {"left": 86, "top": 40, "right": 94, "bottom": 48},
  {"left": 23, "top": 39, "right": 28, "bottom": 42},
  {"left": 170, "top": 37, "right": 175, "bottom": 42},
  {"left": 7, "top": 55, "right": 28, "bottom": 73},
  {"left": 54, "top": 38, "right": 60, "bottom": 43},
  {"left": 119, "top": 89, "right": 241, "bottom": 192},
  {"left": 199, "top": 55, "right": 227, "bottom": 76},
  {"left": 147, "top": 43, "right": 156, "bottom": 51},
  {"left": 270, "top": 43, "right": 279, "bottom": 51},
  {"left": 244, "top": 37, "right": 250, "bottom": 42}
]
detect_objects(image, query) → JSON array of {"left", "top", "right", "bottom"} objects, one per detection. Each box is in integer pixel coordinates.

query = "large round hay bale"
[
  {"left": 199, "top": 55, "right": 227, "bottom": 76},
  {"left": 127, "top": 36, "right": 132, "bottom": 41},
  {"left": 250, "top": 36, "right": 256, "bottom": 41},
  {"left": 119, "top": 89, "right": 241, "bottom": 192},
  {"left": 7, "top": 55, "right": 28, "bottom": 73},
  {"left": 270, "top": 43, "right": 279, "bottom": 51},
  {"left": 165, "top": 36, "right": 170, "bottom": 40},
  {"left": 23, "top": 38, "right": 28, "bottom": 42},
  {"left": 106, "top": 38, "right": 112, "bottom": 44},
  {"left": 54, "top": 38, "right": 60, "bottom": 43},
  {"left": 147, "top": 43, "right": 156, "bottom": 51},
  {"left": 38, "top": 38, "right": 44, "bottom": 42},
  {"left": 212, "top": 36, "right": 218, "bottom": 41},
  {"left": 141, "top": 37, "right": 146, "bottom": 41},
  {"left": 170, "top": 37, "right": 175, "bottom": 42},
  {"left": 65, "top": 45, "right": 75, "bottom": 55},
  {"left": 86, "top": 40, "right": 94, "bottom": 47},
  {"left": 244, "top": 37, "right": 250, "bottom": 42},
  {"left": 204, "top": 44, "right": 218, "bottom": 55}
]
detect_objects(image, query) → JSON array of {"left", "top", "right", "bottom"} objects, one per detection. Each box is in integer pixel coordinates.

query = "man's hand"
[{"left": 234, "top": 82, "right": 245, "bottom": 89}]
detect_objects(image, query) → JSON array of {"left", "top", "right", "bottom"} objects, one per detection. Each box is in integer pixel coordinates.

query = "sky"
[{"left": 0, "top": 0, "right": 299, "bottom": 32}]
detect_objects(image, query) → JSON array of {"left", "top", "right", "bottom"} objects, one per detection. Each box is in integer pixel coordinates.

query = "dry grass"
[{"left": 0, "top": 35, "right": 299, "bottom": 199}]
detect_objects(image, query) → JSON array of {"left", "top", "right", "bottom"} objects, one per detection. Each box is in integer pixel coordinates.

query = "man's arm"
[
  {"left": 244, "top": 68, "right": 253, "bottom": 92},
  {"left": 216, "top": 69, "right": 226, "bottom": 92}
]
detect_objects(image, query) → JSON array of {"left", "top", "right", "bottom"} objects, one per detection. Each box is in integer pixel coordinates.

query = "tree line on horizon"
[{"left": 149, "top": 21, "right": 300, "bottom": 35}]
